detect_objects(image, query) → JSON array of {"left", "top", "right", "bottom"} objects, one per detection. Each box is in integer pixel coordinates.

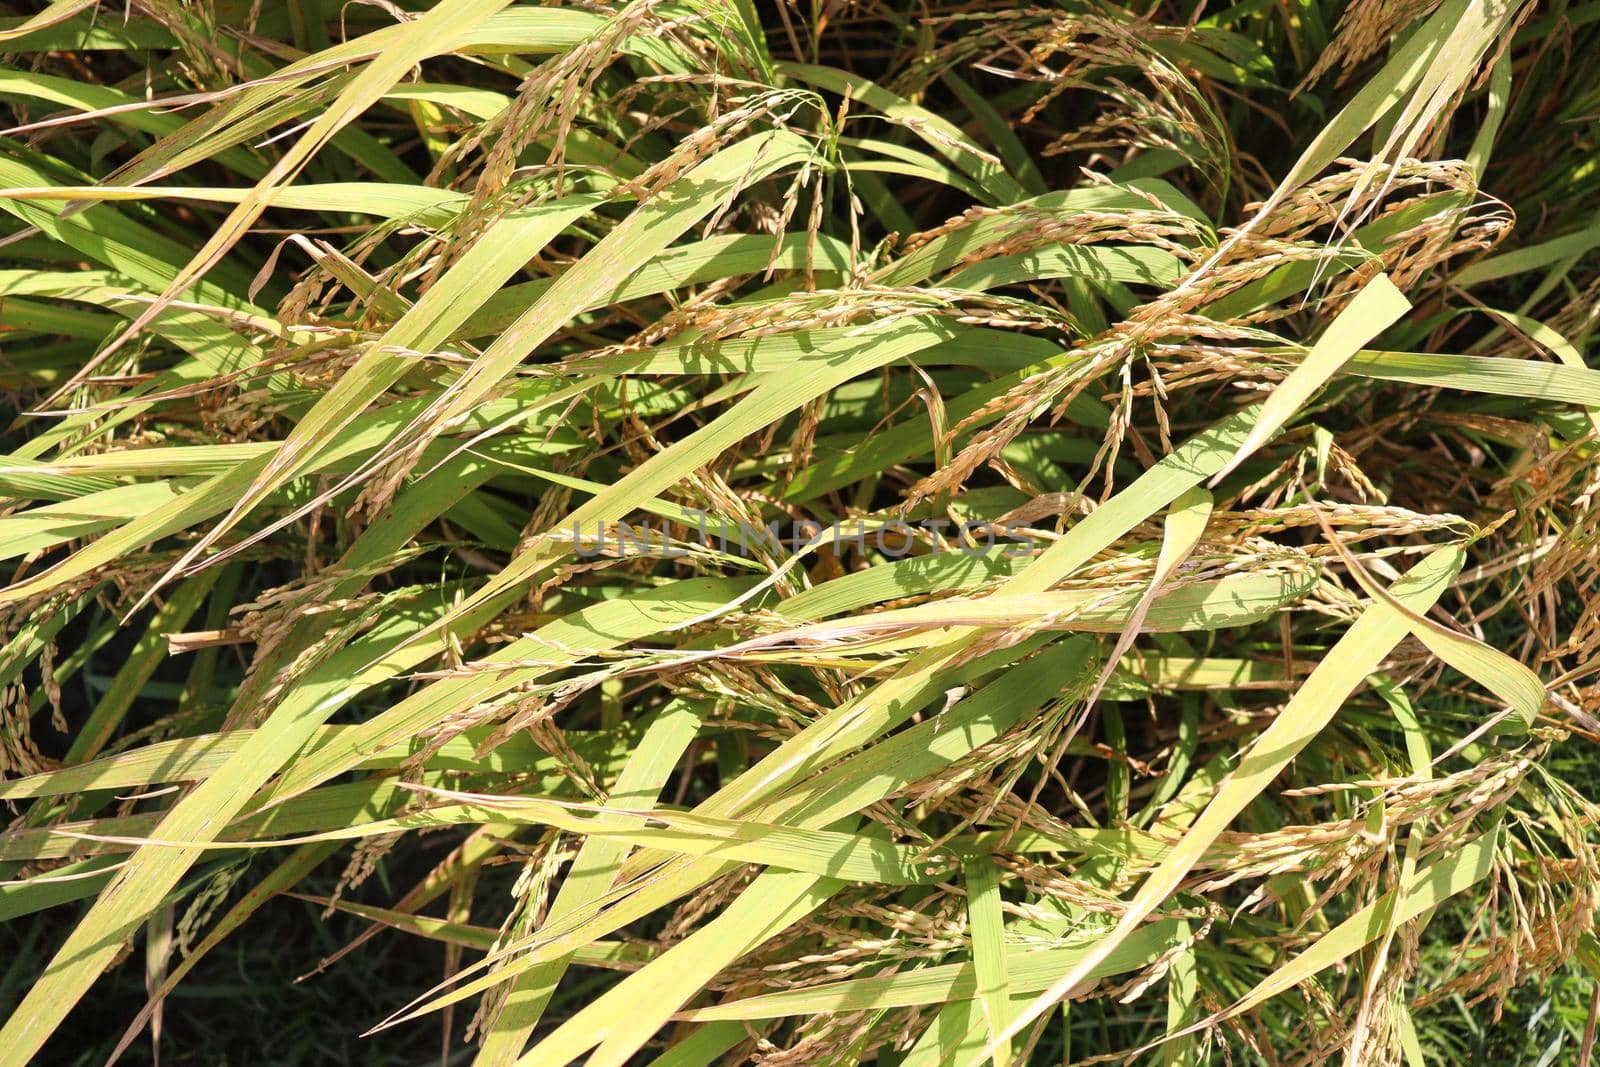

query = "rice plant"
[{"left": 1, "top": 0, "right": 1598, "bottom": 1063}]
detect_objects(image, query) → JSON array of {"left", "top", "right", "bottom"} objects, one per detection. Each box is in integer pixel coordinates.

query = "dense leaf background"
[{"left": 2, "top": 0, "right": 1599, "bottom": 1063}]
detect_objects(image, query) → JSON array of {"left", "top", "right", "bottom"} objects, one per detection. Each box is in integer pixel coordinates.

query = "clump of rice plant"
[{"left": 1, "top": 0, "right": 1598, "bottom": 1063}]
